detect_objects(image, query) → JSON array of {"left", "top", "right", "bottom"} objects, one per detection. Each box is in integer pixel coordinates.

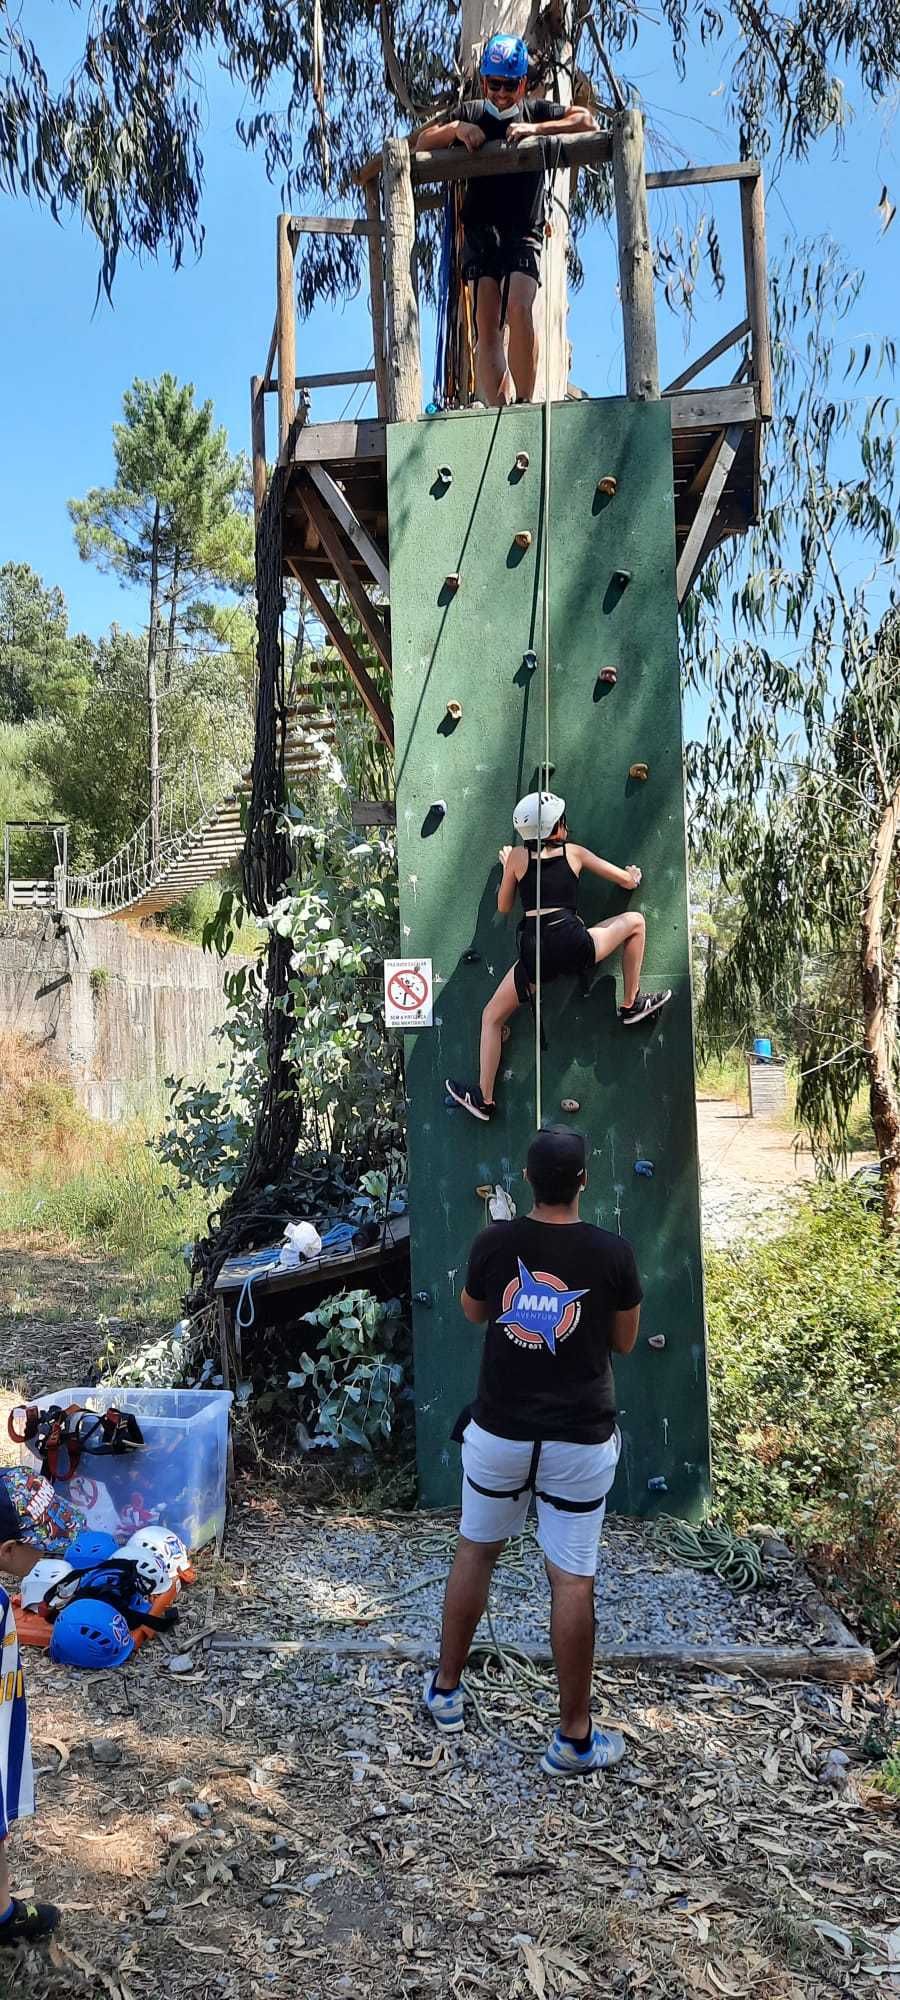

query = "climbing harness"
[
  {"left": 463, "top": 1433, "right": 619, "bottom": 1514},
  {"left": 8, "top": 1403, "right": 144, "bottom": 1483}
]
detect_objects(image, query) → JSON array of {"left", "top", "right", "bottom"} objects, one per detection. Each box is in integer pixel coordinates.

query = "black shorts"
[
  {"left": 514, "top": 913, "right": 596, "bottom": 1003},
  {"left": 461, "top": 226, "right": 542, "bottom": 291}
]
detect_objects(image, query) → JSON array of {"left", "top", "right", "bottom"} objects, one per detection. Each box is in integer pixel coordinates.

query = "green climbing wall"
[{"left": 388, "top": 399, "right": 710, "bottom": 1515}]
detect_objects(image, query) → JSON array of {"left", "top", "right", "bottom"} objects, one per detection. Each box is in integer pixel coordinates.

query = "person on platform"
[
  {"left": 412, "top": 36, "right": 597, "bottom": 408},
  {"left": 423, "top": 1125, "right": 640, "bottom": 1775},
  {"left": 0, "top": 1584, "right": 60, "bottom": 1947},
  {"left": 446, "top": 789, "right": 671, "bottom": 1124}
]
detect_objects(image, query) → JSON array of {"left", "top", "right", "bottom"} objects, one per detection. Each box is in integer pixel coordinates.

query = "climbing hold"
[
  {"left": 430, "top": 800, "right": 448, "bottom": 821},
  {"left": 446, "top": 699, "right": 463, "bottom": 723},
  {"left": 444, "top": 573, "right": 461, "bottom": 592},
  {"left": 413, "top": 1290, "right": 433, "bottom": 1308},
  {"left": 596, "top": 474, "right": 618, "bottom": 497},
  {"left": 513, "top": 531, "right": 533, "bottom": 550},
  {"left": 514, "top": 452, "right": 530, "bottom": 473},
  {"left": 462, "top": 948, "right": 481, "bottom": 964},
  {"left": 598, "top": 667, "right": 618, "bottom": 686},
  {"left": 560, "top": 1099, "right": 580, "bottom": 1114},
  {"left": 522, "top": 649, "right": 538, "bottom": 675},
  {"left": 613, "top": 568, "right": 632, "bottom": 588},
  {"left": 648, "top": 1334, "right": 666, "bottom": 1351},
  {"left": 436, "top": 465, "right": 453, "bottom": 487},
  {"left": 629, "top": 762, "right": 649, "bottom": 782},
  {"left": 634, "top": 1159, "right": 654, "bottom": 1178},
  {"left": 475, "top": 1185, "right": 494, "bottom": 1201},
  {"left": 647, "top": 1476, "right": 668, "bottom": 1494}
]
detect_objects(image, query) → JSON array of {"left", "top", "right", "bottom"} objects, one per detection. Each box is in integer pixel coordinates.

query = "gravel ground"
[{"left": 229, "top": 1505, "right": 847, "bottom": 1656}]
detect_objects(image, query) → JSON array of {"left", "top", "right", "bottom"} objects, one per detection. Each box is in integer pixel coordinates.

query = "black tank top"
[{"left": 519, "top": 843, "right": 580, "bottom": 914}]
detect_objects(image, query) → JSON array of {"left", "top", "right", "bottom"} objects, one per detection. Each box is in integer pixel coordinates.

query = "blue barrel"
[{"left": 753, "top": 1035, "right": 773, "bottom": 1061}]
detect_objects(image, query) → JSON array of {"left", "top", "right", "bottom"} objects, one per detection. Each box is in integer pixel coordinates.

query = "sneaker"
[
  {"left": 0, "top": 1898, "right": 62, "bottom": 1947},
  {"left": 540, "top": 1725, "right": 626, "bottom": 1776},
  {"left": 445, "top": 1078, "right": 494, "bottom": 1122},
  {"left": 423, "top": 1670, "right": 465, "bottom": 1735},
  {"left": 619, "top": 988, "right": 672, "bottom": 1027}
]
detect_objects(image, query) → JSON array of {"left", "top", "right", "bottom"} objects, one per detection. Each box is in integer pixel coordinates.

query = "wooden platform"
[{"left": 281, "top": 382, "right": 761, "bottom": 594}]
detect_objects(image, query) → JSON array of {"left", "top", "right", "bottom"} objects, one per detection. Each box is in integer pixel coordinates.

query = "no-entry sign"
[{"left": 384, "top": 957, "right": 433, "bottom": 1029}]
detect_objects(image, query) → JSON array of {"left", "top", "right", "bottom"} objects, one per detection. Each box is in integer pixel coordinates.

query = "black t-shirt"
[
  {"left": 466, "top": 1217, "right": 642, "bottom": 1444},
  {"left": 454, "top": 98, "right": 566, "bottom": 241}
]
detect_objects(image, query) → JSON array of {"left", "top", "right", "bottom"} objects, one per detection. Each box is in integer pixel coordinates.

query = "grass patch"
[{"left": 707, "top": 1181, "right": 900, "bottom": 1650}]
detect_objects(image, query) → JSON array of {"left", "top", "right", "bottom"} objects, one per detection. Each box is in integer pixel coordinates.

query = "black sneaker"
[
  {"left": 619, "top": 988, "right": 672, "bottom": 1026},
  {"left": 0, "top": 1898, "right": 62, "bottom": 1947},
  {"left": 445, "top": 1078, "right": 494, "bottom": 1122}
]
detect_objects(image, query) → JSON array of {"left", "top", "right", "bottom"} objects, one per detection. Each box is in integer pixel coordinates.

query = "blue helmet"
[
  {"left": 49, "top": 1597, "right": 135, "bottom": 1670},
  {"left": 64, "top": 1529, "right": 118, "bottom": 1572},
  {"left": 480, "top": 33, "right": 528, "bottom": 81}
]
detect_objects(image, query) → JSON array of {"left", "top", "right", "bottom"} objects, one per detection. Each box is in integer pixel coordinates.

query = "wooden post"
[
  {"left": 276, "top": 214, "right": 297, "bottom": 455},
  {"left": 365, "top": 179, "right": 389, "bottom": 419},
  {"left": 381, "top": 138, "right": 422, "bottom": 423},
  {"left": 740, "top": 171, "right": 772, "bottom": 421},
  {"left": 250, "top": 375, "right": 267, "bottom": 520},
  {"left": 612, "top": 108, "right": 659, "bottom": 401}
]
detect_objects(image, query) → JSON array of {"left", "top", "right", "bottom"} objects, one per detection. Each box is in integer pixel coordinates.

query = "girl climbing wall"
[{"left": 445, "top": 790, "right": 671, "bottom": 1123}]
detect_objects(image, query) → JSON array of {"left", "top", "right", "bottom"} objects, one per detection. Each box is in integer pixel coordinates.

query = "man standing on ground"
[
  {"left": 424, "top": 1127, "right": 641, "bottom": 1775},
  {"left": 413, "top": 36, "right": 596, "bottom": 408}
]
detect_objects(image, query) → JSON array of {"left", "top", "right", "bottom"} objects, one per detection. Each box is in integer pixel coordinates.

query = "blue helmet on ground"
[
  {"left": 480, "top": 33, "right": 528, "bottom": 80},
  {"left": 49, "top": 1597, "right": 135, "bottom": 1670},
  {"left": 64, "top": 1529, "right": 118, "bottom": 1572}
]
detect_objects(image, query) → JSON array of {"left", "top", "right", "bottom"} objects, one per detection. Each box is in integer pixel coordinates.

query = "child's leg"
[
  {"left": 0, "top": 1541, "right": 41, "bottom": 1582},
  {"left": 588, "top": 912, "right": 646, "bottom": 1007},
  {"left": 471, "top": 278, "right": 515, "bottom": 407},
  {"left": 480, "top": 966, "right": 523, "bottom": 1103}
]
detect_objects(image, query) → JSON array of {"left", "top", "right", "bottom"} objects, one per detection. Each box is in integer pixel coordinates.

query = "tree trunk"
[
  {"left": 860, "top": 777, "right": 900, "bottom": 1228},
  {"left": 147, "top": 501, "right": 162, "bottom": 866},
  {"left": 458, "top": 0, "right": 572, "bottom": 399}
]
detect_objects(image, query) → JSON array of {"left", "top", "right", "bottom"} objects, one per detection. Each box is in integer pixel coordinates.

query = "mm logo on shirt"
[{"left": 498, "top": 1257, "right": 589, "bottom": 1354}]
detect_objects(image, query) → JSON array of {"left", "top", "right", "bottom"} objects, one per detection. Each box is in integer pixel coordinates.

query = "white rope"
[{"left": 534, "top": 191, "right": 555, "bottom": 1133}]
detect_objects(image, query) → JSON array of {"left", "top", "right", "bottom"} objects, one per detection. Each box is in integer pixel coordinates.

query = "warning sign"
[{"left": 384, "top": 957, "right": 433, "bottom": 1029}]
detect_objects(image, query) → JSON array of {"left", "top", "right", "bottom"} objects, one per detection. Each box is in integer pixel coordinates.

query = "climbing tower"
[{"left": 250, "top": 110, "right": 771, "bottom": 1517}]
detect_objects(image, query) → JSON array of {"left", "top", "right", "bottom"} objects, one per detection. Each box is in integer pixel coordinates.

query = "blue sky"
[{"left": 0, "top": 9, "right": 897, "bottom": 642}]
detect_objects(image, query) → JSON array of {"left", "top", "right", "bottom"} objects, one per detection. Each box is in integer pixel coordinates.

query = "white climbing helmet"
[
  {"left": 120, "top": 1526, "right": 189, "bottom": 1590},
  {"left": 513, "top": 791, "right": 567, "bottom": 843},
  {"left": 19, "top": 1559, "right": 74, "bottom": 1613}
]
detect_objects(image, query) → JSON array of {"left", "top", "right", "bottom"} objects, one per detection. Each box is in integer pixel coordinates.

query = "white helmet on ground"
[
  {"left": 120, "top": 1526, "right": 189, "bottom": 1589},
  {"left": 19, "top": 1559, "right": 74, "bottom": 1612},
  {"left": 513, "top": 791, "right": 567, "bottom": 843}
]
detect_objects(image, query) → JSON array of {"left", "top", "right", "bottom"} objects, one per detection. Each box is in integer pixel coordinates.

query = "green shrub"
[{"left": 707, "top": 1184, "right": 900, "bottom": 1647}]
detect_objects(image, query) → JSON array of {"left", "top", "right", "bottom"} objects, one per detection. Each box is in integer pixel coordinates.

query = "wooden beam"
[
  {"left": 286, "top": 214, "right": 377, "bottom": 237},
  {"left": 676, "top": 422, "right": 744, "bottom": 602},
  {"left": 740, "top": 170, "right": 773, "bottom": 420},
  {"left": 276, "top": 214, "right": 297, "bottom": 458},
  {"left": 352, "top": 802, "right": 396, "bottom": 826},
  {"left": 305, "top": 461, "right": 390, "bottom": 595},
  {"left": 407, "top": 129, "right": 612, "bottom": 186},
  {"left": 291, "top": 418, "right": 387, "bottom": 463},
  {"left": 262, "top": 369, "right": 376, "bottom": 394},
  {"left": 663, "top": 318, "right": 750, "bottom": 395},
  {"left": 286, "top": 560, "right": 394, "bottom": 752},
  {"left": 381, "top": 137, "right": 422, "bottom": 423},
  {"left": 647, "top": 161, "right": 760, "bottom": 190},
  {"left": 365, "top": 178, "right": 389, "bottom": 420},
  {"left": 250, "top": 375, "right": 267, "bottom": 522},
  {"left": 611, "top": 108, "right": 659, "bottom": 400},
  {"left": 205, "top": 1633, "right": 876, "bottom": 1683},
  {"left": 668, "top": 384, "right": 757, "bottom": 431},
  {"left": 299, "top": 478, "right": 392, "bottom": 672}
]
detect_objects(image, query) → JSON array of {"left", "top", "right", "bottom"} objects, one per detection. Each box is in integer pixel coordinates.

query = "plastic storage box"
[{"left": 19, "top": 1388, "right": 232, "bottom": 1552}]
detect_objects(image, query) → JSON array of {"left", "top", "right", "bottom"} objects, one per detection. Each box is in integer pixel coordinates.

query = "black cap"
[{"left": 526, "top": 1126, "right": 587, "bottom": 1201}]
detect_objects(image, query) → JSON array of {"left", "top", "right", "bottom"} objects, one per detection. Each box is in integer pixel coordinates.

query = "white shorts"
[{"left": 459, "top": 1419, "right": 621, "bottom": 1576}]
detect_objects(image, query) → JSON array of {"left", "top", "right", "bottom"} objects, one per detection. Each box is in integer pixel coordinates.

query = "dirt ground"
[{"left": 0, "top": 1231, "right": 898, "bottom": 2000}]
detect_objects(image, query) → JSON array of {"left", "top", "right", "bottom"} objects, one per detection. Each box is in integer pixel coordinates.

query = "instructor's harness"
[{"left": 464, "top": 1435, "right": 614, "bottom": 1513}]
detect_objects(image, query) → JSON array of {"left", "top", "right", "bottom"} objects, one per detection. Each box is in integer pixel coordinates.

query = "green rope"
[{"left": 653, "top": 1515, "right": 765, "bottom": 1593}]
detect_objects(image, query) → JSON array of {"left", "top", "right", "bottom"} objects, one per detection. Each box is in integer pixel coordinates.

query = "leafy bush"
[
  {"left": 707, "top": 1183, "right": 900, "bottom": 1646},
  {"left": 252, "top": 1288, "right": 406, "bottom": 1453}
]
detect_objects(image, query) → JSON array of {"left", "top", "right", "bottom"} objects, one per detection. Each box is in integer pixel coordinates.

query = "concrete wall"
[
  {"left": 0, "top": 909, "right": 242, "bottom": 1120},
  {"left": 389, "top": 400, "right": 710, "bottom": 1517}
]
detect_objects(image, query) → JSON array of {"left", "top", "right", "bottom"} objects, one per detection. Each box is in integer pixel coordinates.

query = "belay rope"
[{"left": 533, "top": 147, "right": 560, "bottom": 1132}]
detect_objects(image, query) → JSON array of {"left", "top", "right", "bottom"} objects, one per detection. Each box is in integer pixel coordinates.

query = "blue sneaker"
[
  {"left": 423, "top": 1671, "right": 465, "bottom": 1735},
  {"left": 540, "top": 1725, "right": 626, "bottom": 1776}
]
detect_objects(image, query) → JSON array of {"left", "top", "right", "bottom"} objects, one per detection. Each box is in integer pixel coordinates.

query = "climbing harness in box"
[{"left": 8, "top": 1404, "right": 145, "bottom": 1483}]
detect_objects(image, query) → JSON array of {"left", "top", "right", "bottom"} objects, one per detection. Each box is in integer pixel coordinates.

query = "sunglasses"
[{"left": 483, "top": 75, "right": 519, "bottom": 94}]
